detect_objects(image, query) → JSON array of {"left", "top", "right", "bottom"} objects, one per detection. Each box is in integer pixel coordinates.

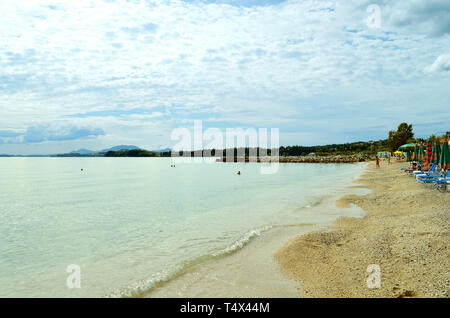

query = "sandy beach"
[{"left": 276, "top": 161, "right": 449, "bottom": 298}]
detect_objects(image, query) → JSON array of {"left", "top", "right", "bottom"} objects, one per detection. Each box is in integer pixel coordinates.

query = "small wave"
[
  {"left": 105, "top": 225, "right": 273, "bottom": 298},
  {"left": 105, "top": 266, "right": 182, "bottom": 298},
  {"left": 295, "top": 196, "right": 327, "bottom": 211},
  {"left": 211, "top": 225, "right": 273, "bottom": 257}
]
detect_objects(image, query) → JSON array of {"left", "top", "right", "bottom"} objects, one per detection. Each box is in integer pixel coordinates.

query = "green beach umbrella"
[
  {"left": 424, "top": 142, "right": 432, "bottom": 164},
  {"left": 419, "top": 144, "right": 425, "bottom": 163},
  {"left": 413, "top": 145, "right": 419, "bottom": 162},
  {"left": 431, "top": 143, "right": 437, "bottom": 164},
  {"left": 416, "top": 144, "right": 421, "bottom": 162},
  {"left": 422, "top": 143, "right": 427, "bottom": 163},
  {"left": 431, "top": 144, "right": 436, "bottom": 164},
  {"left": 439, "top": 141, "right": 450, "bottom": 171},
  {"left": 398, "top": 143, "right": 417, "bottom": 151},
  {"left": 418, "top": 143, "right": 425, "bottom": 163},
  {"left": 433, "top": 142, "right": 441, "bottom": 165}
]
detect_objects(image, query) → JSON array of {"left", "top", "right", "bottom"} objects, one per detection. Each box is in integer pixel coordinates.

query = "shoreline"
[
  {"left": 275, "top": 161, "right": 449, "bottom": 298},
  {"left": 143, "top": 163, "right": 369, "bottom": 298}
]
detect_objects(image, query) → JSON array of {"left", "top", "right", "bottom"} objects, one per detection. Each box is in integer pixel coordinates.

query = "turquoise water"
[{"left": 0, "top": 158, "right": 365, "bottom": 297}]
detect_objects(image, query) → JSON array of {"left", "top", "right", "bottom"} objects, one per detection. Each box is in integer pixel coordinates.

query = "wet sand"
[
  {"left": 276, "top": 161, "right": 449, "bottom": 298},
  {"left": 145, "top": 225, "right": 310, "bottom": 298}
]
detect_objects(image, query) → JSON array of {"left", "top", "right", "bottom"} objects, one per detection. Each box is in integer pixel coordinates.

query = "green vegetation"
[
  {"left": 279, "top": 140, "right": 389, "bottom": 157},
  {"left": 49, "top": 125, "right": 448, "bottom": 159},
  {"left": 171, "top": 141, "right": 389, "bottom": 158},
  {"left": 387, "top": 122, "right": 448, "bottom": 151},
  {"left": 104, "top": 149, "right": 157, "bottom": 157},
  {"left": 387, "top": 123, "right": 415, "bottom": 152},
  {"left": 172, "top": 124, "right": 446, "bottom": 157}
]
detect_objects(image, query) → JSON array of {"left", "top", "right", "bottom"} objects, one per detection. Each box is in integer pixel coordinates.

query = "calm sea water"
[{"left": 0, "top": 158, "right": 365, "bottom": 297}]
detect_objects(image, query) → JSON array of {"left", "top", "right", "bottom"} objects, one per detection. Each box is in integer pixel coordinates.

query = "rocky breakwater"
[{"left": 216, "top": 155, "right": 367, "bottom": 163}]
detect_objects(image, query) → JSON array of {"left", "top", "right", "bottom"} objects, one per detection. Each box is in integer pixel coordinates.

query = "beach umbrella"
[
  {"left": 430, "top": 145, "right": 436, "bottom": 163},
  {"left": 428, "top": 142, "right": 433, "bottom": 163},
  {"left": 398, "top": 143, "right": 417, "bottom": 151},
  {"left": 433, "top": 142, "right": 441, "bottom": 165},
  {"left": 422, "top": 143, "right": 427, "bottom": 163},
  {"left": 422, "top": 143, "right": 426, "bottom": 163},
  {"left": 423, "top": 143, "right": 428, "bottom": 164},
  {"left": 439, "top": 141, "right": 450, "bottom": 171},
  {"left": 424, "top": 142, "right": 432, "bottom": 164},
  {"left": 416, "top": 144, "right": 421, "bottom": 162},
  {"left": 431, "top": 144, "right": 436, "bottom": 164},
  {"left": 418, "top": 143, "right": 425, "bottom": 163},
  {"left": 412, "top": 145, "right": 418, "bottom": 162},
  {"left": 407, "top": 152, "right": 412, "bottom": 162}
]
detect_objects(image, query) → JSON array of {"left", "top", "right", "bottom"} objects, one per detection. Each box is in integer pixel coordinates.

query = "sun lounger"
[
  {"left": 415, "top": 165, "right": 441, "bottom": 179},
  {"left": 418, "top": 171, "right": 450, "bottom": 183},
  {"left": 412, "top": 164, "right": 435, "bottom": 175},
  {"left": 436, "top": 178, "right": 450, "bottom": 185}
]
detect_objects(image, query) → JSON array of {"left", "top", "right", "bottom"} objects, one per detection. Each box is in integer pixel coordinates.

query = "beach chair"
[
  {"left": 436, "top": 178, "right": 450, "bottom": 185},
  {"left": 415, "top": 165, "right": 441, "bottom": 180},
  {"left": 433, "top": 174, "right": 450, "bottom": 192},
  {"left": 418, "top": 170, "right": 450, "bottom": 183},
  {"left": 412, "top": 164, "right": 435, "bottom": 175},
  {"left": 403, "top": 163, "right": 418, "bottom": 173},
  {"left": 414, "top": 163, "right": 435, "bottom": 172}
]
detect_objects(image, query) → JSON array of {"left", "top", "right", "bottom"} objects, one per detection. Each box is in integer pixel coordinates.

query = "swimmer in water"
[{"left": 237, "top": 171, "right": 241, "bottom": 175}]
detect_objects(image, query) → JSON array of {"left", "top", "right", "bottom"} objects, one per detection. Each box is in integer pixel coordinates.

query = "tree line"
[
  {"left": 70, "top": 123, "right": 447, "bottom": 158},
  {"left": 387, "top": 122, "right": 448, "bottom": 152}
]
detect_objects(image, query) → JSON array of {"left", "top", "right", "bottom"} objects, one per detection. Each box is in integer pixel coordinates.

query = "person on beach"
[
  {"left": 404, "top": 162, "right": 418, "bottom": 173},
  {"left": 375, "top": 155, "right": 380, "bottom": 168}
]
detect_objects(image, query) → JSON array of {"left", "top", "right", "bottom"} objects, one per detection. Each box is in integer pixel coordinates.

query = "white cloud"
[
  {"left": 336, "top": 0, "right": 450, "bottom": 37},
  {"left": 424, "top": 54, "right": 450, "bottom": 73},
  {"left": 0, "top": 0, "right": 449, "bottom": 153}
]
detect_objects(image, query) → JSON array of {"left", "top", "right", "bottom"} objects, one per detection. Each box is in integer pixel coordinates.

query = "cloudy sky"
[{"left": 0, "top": 0, "right": 449, "bottom": 154}]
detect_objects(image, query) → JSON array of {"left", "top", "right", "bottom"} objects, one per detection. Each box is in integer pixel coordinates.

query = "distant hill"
[
  {"left": 36, "top": 140, "right": 392, "bottom": 158},
  {"left": 151, "top": 148, "right": 171, "bottom": 153},
  {"left": 69, "top": 148, "right": 95, "bottom": 155},
  {"left": 100, "top": 145, "right": 140, "bottom": 152},
  {"left": 61, "top": 146, "right": 171, "bottom": 157},
  {"left": 104, "top": 149, "right": 156, "bottom": 157},
  {"left": 64, "top": 145, "right": 141, "bottom": 156}
]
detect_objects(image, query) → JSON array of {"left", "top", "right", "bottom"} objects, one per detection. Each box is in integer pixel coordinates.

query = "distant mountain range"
[
  {"left": 69, "top": 148, "right": 96, "bottom": 155},
  {"left": 151, "top": 148, "right": 172, "bottom": 153},
  {"left": 69, "top": 145, "right": 141, "bottom": 155},
  {"left": 0, "top": 145, "right": 173, "bottom": 157},
  {"left": 64, "top": 145, "right": 172, "bottom": 156}
]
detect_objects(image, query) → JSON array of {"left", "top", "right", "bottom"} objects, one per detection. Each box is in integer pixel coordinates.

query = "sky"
[{"left": 0, "top": 0, "right": 449, "bottom": 154}]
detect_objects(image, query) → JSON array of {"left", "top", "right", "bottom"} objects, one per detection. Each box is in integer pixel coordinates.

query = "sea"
[{"left": 0, "top": 157, "right": 368, "bottom": 297}]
